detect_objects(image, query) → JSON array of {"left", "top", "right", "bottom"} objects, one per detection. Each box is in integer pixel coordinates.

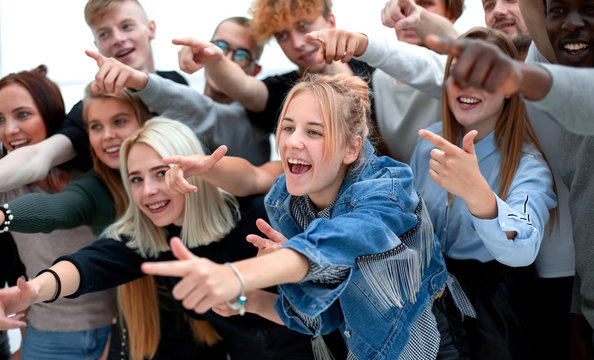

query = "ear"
[
  {"left": 343, "top": 136, "right": 362, "bottom": 165},
  {"left": 250, "top": 64, "right": 262, "bottom": 77},
  {"left": 148, "top": 20, "right": 156, "bottom": 40}
]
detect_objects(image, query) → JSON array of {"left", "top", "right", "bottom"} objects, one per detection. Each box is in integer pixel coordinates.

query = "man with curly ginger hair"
[{"left": 175, "top": 0, "right": 374, "bottom": 134}]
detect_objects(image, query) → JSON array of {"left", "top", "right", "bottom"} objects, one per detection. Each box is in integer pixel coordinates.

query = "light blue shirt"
[{"left": 410, "top": 123, "right": 556, "bottom": 267}]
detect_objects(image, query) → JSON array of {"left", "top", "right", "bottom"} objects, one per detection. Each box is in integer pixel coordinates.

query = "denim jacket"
[{"left": 265, "top": 140, "right": 448, "bottom": 360}]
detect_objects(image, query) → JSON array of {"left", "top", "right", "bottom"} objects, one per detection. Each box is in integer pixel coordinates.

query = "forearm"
[
  {"left": 359, "top": 37, "right": 446, "bottom": 99},
  {"left": 415, "top": 8, "right": 458, "bottom": 42},
  {"left": 245, "top": 290, "right": 284, "bottom": 325},
  {"left": 0, "top": 134, "right": 75, "bottom": 192},
  {"left": 518, "top": 62, "right": 553, "bottom": 101},
  {"left": 236, "top": 248, "right": 309, "bottom": 292},
  {"left": 205, "top": 59, "right": 268, "bottom": 112},
  {"left": 194, "top": 159, "right": 280, "bottom": 196},
  {"left": 31, "top": 261, "right": 80, "bottom": 303}
]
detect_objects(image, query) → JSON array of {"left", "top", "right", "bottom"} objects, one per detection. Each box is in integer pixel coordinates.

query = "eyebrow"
[
  {"left": 128, "top": 165, "right": 170, "bottom": 177},
  {"left": 282, "top": 118, "right": 324, "bottom": 127}
]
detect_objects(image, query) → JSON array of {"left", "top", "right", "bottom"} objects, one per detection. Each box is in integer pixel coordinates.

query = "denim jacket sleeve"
[
  {"left": 276, "top": 165, "right": 420, "bottom": 319},
  {"left": 471, "top": 150, "right": 557, "bottom": 267}
]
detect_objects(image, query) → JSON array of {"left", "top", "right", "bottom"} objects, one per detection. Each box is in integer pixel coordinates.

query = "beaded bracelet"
[
  {"left": 36, "top": 269, "right": 62, "bottom": 303},
  {"left": 225, "top": 262, "right": 247, "bottom": 316},
  {"left": 0, "top": 203, "right": 13, "bottom": 233}
]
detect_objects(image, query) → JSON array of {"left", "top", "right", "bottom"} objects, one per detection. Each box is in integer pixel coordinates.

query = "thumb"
[
  {"left": 169, "top": 237, "right": 194, "bottom": 261},
  {"left": 255, "top": 218, "right": 286, "bottom": 244},
  {"left": 210, "top": 145, "right": 228, "bottom": 163},
  {"left": 462, "top": 130, "right": 478, "bottom": 154}
]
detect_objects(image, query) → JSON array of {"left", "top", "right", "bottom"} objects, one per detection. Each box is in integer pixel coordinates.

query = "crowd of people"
[{"left": 0, "top": 0, "right": 592, "bottom": 359}]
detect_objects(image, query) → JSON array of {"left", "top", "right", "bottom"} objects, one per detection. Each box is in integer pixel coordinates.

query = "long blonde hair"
[
  {"left": 101, "top": 117, "right": 239, "bottom": 257},
  {"left": 102, "top": 118, "right": 235, "bottom": 359}
]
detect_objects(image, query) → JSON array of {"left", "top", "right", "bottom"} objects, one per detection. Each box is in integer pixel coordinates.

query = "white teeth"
[
  {"left": 459, "top": 97, "right": 480, "bottom": 104},
  {"left": 287, "top": 158, "right": 311, "bottom": 166},
  {"left": 10, "top": 139, "right": 29, "bottom": 147},
  {"left": 147, "top": 200, "right": 168, "bottom": 210},
  {"left": 564, "top": 43, "right": 588, "bottom": 51},
  {"left": 116, "top": 49, "right": 133, "bottom": 57},
  {"left": 105, "top": 146, "right": 119, "bottom": 153}
]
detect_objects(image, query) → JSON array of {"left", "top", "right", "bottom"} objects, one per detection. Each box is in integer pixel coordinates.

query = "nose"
[
  {"left": 4, "top": 119, "right": 20, "bottom": 136},
  {"left": 492, "top": 0, "right": 507, "bottom": 17},
  {"left": 103, "top": 126, "right": 115, "bottom": 141},
  {"left": 286, "top": 130, "right": 305, "bottom": 149},
  {"left": 562, "top": 10, "right": 585, "bottom": 32},
  {"left": 289, "top": 30, "right": 306, "bottom": 50},
  {"left": 112, "top": 28, "right": 126, "bottom": 45},
  {"left": 143, "top": 177, "right": 159, "bottom": 197}
]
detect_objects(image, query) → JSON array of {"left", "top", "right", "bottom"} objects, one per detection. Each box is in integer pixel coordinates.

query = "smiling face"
[
  {"left": 274, "top": 14, "right": 336, "bottom": 74},
  {"left": 546, "top": 0, "right": 594, "bottom": 67},
  {"left": 278, "top": 91, "right": 358, "bottom": 209},
  {"left": 483, "top": 0, "right": 531, "bottom": 43},
  {"left": 397, "top": 0, "right": 453, "bottom": 45},
  {"left": 90, "top": 0, "right": 156, "bottom": 72},
  {"left": 87, "top": 97, "right": 141, "bottom": 169},
  {"left": 0, "top": 84, "right": 47, "bottom": 151},
  {"left": 206, "top": 20, "right": 261, "bottom": 98},
  {"left": 127, "top": 142, "right": 185, "bottom": 227},
  {"left": 446, "top": 84, "right": 506, "bottom": 139}
]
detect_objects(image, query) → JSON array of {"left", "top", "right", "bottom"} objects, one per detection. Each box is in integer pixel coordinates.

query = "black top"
[
  {"left": 56, "top": 70, "right": 189, "bottom": 171},
  {"left": 56, "top": 195, "right": 316, "bottom": 360},
  {"left": 247, "top": 59, "right": 375, "bottom": 133}
]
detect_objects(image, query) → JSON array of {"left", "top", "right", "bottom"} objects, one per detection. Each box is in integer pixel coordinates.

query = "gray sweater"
[{"left": 136, "top": 74, "right": 271, "bottom": 166}]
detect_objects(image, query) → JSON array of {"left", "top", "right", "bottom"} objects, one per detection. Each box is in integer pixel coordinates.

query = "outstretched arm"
[
  {"left": 0, "top": 261, "right": 80, "bottom": 330},
  {"left": 0, "top": 134, "right": 75, "bottom": 192},
  {"left": 174, "top": 38, "right": 269, "bottom": 112},
  {"left": 141, "top": 237, "right": 308, "bottom": 315},
  {"left": 164, "top": 145, "right": 281, "bottom": 197},
  {"left": 426, "top": 35, "right": 553, "bottom": 101}
]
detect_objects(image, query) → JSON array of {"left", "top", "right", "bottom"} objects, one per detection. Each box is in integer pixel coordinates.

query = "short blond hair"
[
  {"left": 249, "top": 0, "right": 332, "bottom": 43},
  {"left": 84, "top": 0, "right": 149, "bottom": 27}
]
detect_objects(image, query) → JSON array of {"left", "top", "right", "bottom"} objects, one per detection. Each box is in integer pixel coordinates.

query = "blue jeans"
[{"left": 22, "top": 324, "right": 110, "bottom": 360}]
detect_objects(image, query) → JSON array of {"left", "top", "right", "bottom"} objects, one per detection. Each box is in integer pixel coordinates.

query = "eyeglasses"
[{"left": 211, "top": 39, "right": 256, "bottom": 69}]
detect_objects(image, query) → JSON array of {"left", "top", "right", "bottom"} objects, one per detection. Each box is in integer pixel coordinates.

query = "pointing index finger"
[
  {"left": 85, "top": 50, "right": 105, "bottom": 64},
  {"left": 141, "top": 260, "right": 190, "bottom": 277},
  {"left": 418, "top": 129, "right": 457, "bottom": 153}
]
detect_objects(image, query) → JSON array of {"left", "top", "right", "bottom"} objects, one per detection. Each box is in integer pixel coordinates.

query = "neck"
[{"left": 143, "top": 52, "right": 156, "bottom": 74}]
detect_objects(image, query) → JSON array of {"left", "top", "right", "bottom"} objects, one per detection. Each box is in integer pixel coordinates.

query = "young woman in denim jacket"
[
  {"left": 410, "top": 28, "right": 557, "bottom": 360},
  {"left": 142, "top": 74, "right": 449, "bottom": 360}
]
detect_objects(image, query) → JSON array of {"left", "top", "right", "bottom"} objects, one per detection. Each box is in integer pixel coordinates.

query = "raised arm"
[
  {"left": 307, "top": 29, "right": 447, "bottom": 99},
  {"left": 0, "top": 134, "right": 75, "bottom": 192},
  {"left": 174, "top": 38, "right": 269, "bottom": 112},
  {"left": 164, "top": 145, "right": 281, "bottom": 197}
]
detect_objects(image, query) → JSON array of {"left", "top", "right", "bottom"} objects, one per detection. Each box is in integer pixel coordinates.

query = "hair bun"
[{"left": 32, "top": 64, "right": 48, "bottom": 76}]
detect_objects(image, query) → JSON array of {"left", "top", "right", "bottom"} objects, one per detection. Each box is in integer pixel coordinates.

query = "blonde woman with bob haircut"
[{"left": 0, "top": 117, "right": 319, "bottom": 360}]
